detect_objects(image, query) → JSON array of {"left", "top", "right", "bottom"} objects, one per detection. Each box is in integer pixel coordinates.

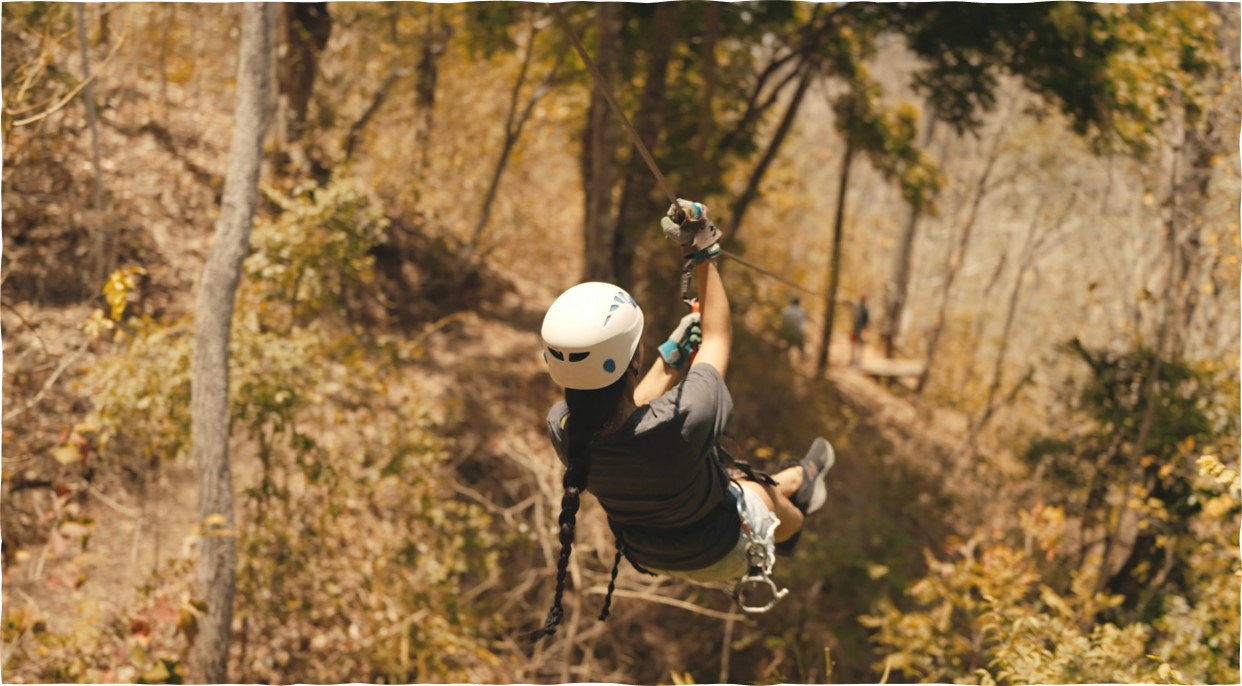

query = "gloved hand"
[
  {"left": 657, "top": 311, "right": 702, "bottom": 369},
  {"left": 660, "top": 199, "right": 723, "bottom": 263}
]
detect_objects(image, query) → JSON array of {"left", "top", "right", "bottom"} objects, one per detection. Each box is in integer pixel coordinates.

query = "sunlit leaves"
[
  {"left": 245, "top": 177, "right": 389, "bottom": 323},
  {"left": 102, "top": 266, "right": 147, "bottom": 321},
  {"left": 895, "top": 3, "right": 1225, "bottom": 155},
  {"left": 832, "top": 69, "right": 942, "bottom": 213},
  {"left": 862, "top": 505, "right": 1201, "bottom": 684}
]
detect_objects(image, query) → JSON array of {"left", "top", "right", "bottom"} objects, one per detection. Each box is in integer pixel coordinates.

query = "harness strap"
[
  {"left": 717, "top": 439, "right": 778, "bottom": 487},
  {"left": 729, "top": 480, "right": 790, "bottom": 613}
]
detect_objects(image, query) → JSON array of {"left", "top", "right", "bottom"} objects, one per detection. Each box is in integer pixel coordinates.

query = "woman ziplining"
[{"left": 528, "top": 200, "right": 838, "bottom": 642}]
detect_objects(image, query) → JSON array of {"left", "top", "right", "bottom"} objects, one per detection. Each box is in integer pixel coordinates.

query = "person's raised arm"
[
  {"left": 691, "top": 259, "right": 730, "bottom": 379},
  {"left": 633, "top": 357, "right": 678, "bottom": 406},
  {"left": 660, "top": 198, "right": 730, "bottom": 379}
]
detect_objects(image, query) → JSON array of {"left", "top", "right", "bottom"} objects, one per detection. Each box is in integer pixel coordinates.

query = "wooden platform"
[{"left": 856, "top": 358, "right": 925, "bottom": 379}]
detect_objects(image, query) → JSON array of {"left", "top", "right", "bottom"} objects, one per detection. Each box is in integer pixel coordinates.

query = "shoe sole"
[{"left": 804, "top": 437, "right": 835, "bottom": 515}]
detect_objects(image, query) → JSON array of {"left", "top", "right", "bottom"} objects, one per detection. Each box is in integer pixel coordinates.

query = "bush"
[{"left": 9, "top": 176, "right": 502, "bottom": 683}]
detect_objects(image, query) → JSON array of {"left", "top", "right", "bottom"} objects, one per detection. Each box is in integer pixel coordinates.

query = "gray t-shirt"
[
  {"left": 780, "top": 304, "right": 806, "bottom": 344},
  {"left": 546, "top": 364, "right": 741, "bottom": 571}
]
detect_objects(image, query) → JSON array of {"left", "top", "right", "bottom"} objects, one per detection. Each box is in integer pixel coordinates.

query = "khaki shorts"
[{"left": 647, "top": 481, "right": 780, "bottom": 584}]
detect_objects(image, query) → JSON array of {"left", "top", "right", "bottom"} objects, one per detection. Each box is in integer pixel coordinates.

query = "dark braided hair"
[
  {"left": 597, "top": 538, "right": 625, "bottom": 621},
  {"left": 528, "top": 367, "right": 632, "bottom": 642}
]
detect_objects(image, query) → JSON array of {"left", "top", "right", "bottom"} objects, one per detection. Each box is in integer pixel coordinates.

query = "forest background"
[{"left": 1, "top": 2, "right": 1240, "bottom": 684}]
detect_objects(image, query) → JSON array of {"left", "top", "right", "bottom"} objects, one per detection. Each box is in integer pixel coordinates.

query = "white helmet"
[{"left": 541, "top": 282, "right": 644, "bottom": 390}]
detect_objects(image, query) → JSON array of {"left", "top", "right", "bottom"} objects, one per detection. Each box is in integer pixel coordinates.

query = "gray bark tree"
[
  {"left": 189, "top": 4, "right": 272, "bottom": 682},
  {"left": 76, "top": 4, "right": 107, "bottom": 287},
  {"left": 278, "top": 2, "right": 331, "bottom": 148},
  {"left": 611, "top": 2, "right": 680, "bottom": 288},
  {"left": 471, "top": 15, "right": 568, "bottom": 252},
  {"left": 579, "top": 3, "right": 620, "bottom": 283},
  {"left": 881, "top": 115, "right": 937, "bottom": 359},
  {"left": 815, "top": 141, "right": 854, "bottom": 376},
  {"left": 916, "top": 103, "right": 1014, "bottom": 393},
  {"left": 729, "top": 59, "right": 815, "bottom": 242}
]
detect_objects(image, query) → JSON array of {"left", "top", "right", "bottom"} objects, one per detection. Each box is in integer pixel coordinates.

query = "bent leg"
[{"left": 739, "top": 479, "right": 804, "bottom": 543}]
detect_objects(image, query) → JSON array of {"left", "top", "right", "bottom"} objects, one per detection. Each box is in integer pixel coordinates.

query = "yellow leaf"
[
  {"left": 52, "top": 444, "right": 82, "bottom": 465},
  {"left": 59, "top": 522, "right": 91, "bottom": 538},
  {"left": 141, "top": 661, "right": 170, "bottom": 683}
]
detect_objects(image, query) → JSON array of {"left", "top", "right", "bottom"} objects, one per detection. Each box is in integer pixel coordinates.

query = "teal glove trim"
[
  {"left": 688, "top": 242, "right": 722, "bottom": 264},
  {"left": 658, "top": 338, "right": 686, "bottom": 369}
]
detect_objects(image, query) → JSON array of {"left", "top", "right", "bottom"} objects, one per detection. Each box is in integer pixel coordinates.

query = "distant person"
[
  {"left": 850, "top": 293, "right": 870, "bottom": 366},
  {"left": 780, "top": 295, "right": 807, "bottom": 354}
]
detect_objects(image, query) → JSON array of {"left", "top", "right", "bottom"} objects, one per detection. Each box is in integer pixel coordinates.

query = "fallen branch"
[
  {"left": 87, "top": 485, "right": 140, "bottom": 518},
  {"left": 582, "top": 585, "right": 743, "bottom": 621},
  {"left": 4, "top": 348, "right": 85, "bottom": 422},
  {"left": 1, "top": 303, "right": 53, "bottom": 357}
]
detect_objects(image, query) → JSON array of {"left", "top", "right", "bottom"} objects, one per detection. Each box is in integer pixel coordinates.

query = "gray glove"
[
  {"left": 660, "top": 199, "right": 723, "bottom": 262},
  {"left": 657, "top": 311, "right": 702, "bottom": 369}
]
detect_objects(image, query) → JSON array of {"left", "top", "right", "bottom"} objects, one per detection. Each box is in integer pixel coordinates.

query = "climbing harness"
[
  {"left": 730, "top": 490, "right": 789, "bottom": 613},
  {"left": 550, "top": 3, "right": 800, "bottom": 614},
  {"left": 549, "top": 4, "right": 824, "bottom": 304}
]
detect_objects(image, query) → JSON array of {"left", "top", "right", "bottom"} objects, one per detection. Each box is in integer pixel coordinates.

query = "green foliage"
[
  {"left": 832, "top": 68, "right": 942, "bottom": 213},
  {"left": 234, "top": 346, "right": 499, "bottom": 683},
  {"left": 247, "top": 178, "right": 390, "bottom": 323},
  {"left": 864, "top": 344, "right": 1240, "bottom": 684},
  {"left": 53, "top": 175, "right": 500, "bottom": 682},
  {"left": 896, "top": 3, "right": 1224, "bottom": 153},
  {"left": 862, "top": 502, "right": 1234, "bottom": 684},
  {"left": 1026, "top": 343, "right": 1236, "bottom": 614}
]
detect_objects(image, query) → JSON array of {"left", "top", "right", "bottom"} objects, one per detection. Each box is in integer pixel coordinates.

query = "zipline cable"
[
  {"left": 550, "top": 5, "right": 678, "bottom": 207},
  {"left": 549, "top": 3, "right": 823, "bottom": 301},
  {"left": 719, "top": 249, "right": 822, "bottom": 298}
]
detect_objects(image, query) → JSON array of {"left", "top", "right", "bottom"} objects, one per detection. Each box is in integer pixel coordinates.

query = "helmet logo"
[
  {"left": 603, "top": 291, "right": 637, "bottom": 327},
  {"left": 603, "top": 359, "right": 616, "bottom": 373}
]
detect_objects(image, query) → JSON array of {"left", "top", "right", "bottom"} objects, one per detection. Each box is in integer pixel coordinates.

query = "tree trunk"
[
  {"left": 472, "top": 19, "right": 567, "bottom": 251},
  {"left": 692, "top": 3, "right": 719, "bottom": 186},
  {"left": 580, "top": 3, "right": 620, "bottom": 283},
  {"left": 980, "top": 199, "right": 1045, "bottom": 411},
  {"left": 189, "top": 4, "right": 272, "bottom": 682},
  {"left": 76, "top": 4, "right": 108, "bottom": 288},
  {"left": 414, "top": 7, "right": 449, "bottom": 180},
  {"left": 97, "top": 4, "right": 111, "bottom": 49},
  {"left": 279, "top": 3, "right": 331, "bottom": 147},
  {"left": 881, "top": 116, "right": 937, "bottom": 359},
  {"left": 276, "top": 2, "right": 330, "bottom": 177},
  {"left": 160, "top": 5, "right": 174, "bottom": 122},
  {"left": 815, "top": 141, "right": 854, "bottom": 376},
  {"left": 915, "top": 110, "right": 1012, "bottom": 394},
  {"left": 342, "top": 72, "right": 400, "bottom": 165},
  {"left": 730, "top": 59, "right": 815, "bottom": 243},
  {"left": 612, "top": 3, "right": 679, "bottom": 289},
  {"left": 1101, "top": 141, "right": 1182, "bottom": 603}
]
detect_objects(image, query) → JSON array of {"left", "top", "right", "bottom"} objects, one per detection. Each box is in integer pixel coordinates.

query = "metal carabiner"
[
  {"left": 731, "top": 541, "right": 789, "bottom": 613},
  {"left": 732, "top": 570, "right": 790, "bottom": 614}
]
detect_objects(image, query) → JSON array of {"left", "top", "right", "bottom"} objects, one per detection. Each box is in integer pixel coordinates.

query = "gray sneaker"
[
  {"left": 776, "top": 438, "right": 836, "bottom": 556},
  {"left": 792, "top": 437, "right": 835, "bottom": 515}
]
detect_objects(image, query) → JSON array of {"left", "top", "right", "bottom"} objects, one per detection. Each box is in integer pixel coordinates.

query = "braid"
[
  {"left": 598, "top": 539, "right": 625, "bottom": 621},
  {"left": 528, "top": 371, "right": 629, "bottom": 643}
]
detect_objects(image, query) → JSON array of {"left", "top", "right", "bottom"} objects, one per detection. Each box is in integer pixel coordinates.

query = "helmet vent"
[
  {"left": 547, "top": 347, "right": 565, "bottom": 361},
  {"left": 569, "top": 352, "right": 590, "bottom": 362}
]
